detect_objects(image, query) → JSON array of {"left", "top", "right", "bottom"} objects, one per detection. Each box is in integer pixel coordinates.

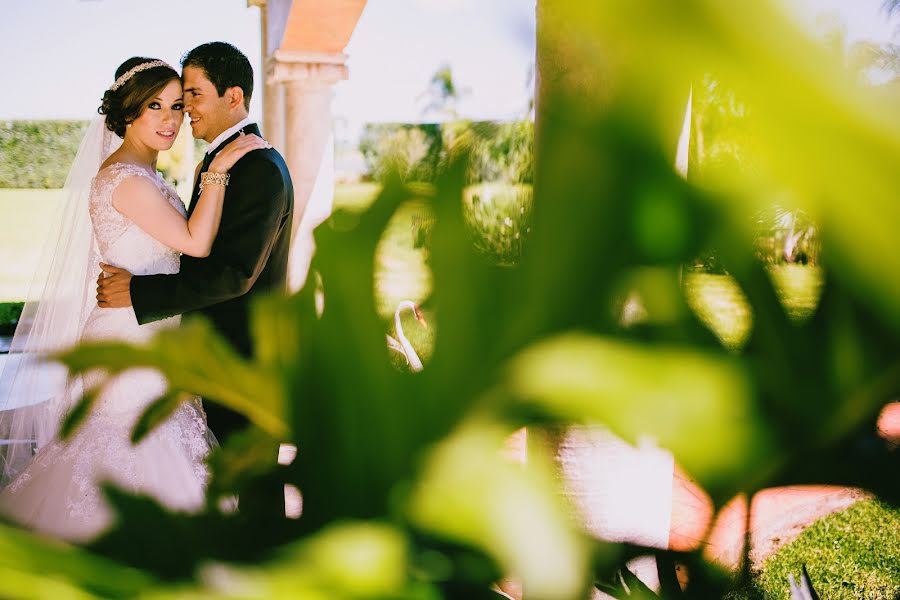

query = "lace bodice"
[{"left": 90, "top": 163, "right": 186, "bottom": 276}]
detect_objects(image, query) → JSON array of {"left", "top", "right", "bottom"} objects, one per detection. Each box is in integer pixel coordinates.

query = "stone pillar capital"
[{"left": 266, "top": 51, "right": 349, "bottom": 88}]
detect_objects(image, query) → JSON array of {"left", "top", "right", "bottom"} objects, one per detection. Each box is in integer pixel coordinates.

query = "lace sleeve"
[{"left": 89, "top": 164, "right": 157, "bottom": 253}]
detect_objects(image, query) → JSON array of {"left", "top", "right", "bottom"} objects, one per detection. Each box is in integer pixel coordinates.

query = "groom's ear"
[{"left": 225, "top": 86, "right": 245, "bottom": 111}]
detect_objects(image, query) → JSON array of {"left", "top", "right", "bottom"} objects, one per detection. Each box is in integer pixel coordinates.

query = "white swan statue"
[{"left": 386, "top": 300, "right": 428, "bottom": 372}]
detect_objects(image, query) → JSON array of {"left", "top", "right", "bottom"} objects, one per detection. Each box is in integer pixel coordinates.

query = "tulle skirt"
[{"left": 0, "top": 307, "right": 212, "bottom": 542}]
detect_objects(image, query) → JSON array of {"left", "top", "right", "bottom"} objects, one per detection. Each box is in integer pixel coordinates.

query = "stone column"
[
  {"left": 249, "top": 0, "right": 286, "bottom": 153},
  {"left": 264, "top": 78, "right": 286, "bottom": 151},
  {"left": 269, "top": 53, "right": 348, "bottom": 291},
  {"left": 250, "top": 0, "right": 269, "bottom": 133}
]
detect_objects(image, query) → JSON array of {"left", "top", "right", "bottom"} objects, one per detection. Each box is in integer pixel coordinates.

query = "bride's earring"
[{"left": 126, "top": 123, "right": 132, "bottom": 129}]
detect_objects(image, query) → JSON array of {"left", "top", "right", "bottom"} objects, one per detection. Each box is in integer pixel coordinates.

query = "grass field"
[
  {"left": 0, "top": 189, "right": 64, "bottom": 301},
  {"left": 333, "top": 182, "right": 381, "bottom": 214}
]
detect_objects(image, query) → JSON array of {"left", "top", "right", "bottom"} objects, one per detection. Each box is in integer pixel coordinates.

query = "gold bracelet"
[{"left": 199, "top": 171, "right": 230, "bottom": 192}]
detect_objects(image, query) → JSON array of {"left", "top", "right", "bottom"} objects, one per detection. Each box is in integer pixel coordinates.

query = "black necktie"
[
  {"left": 198, "top": 150, "right": 216, "bottom": 187},
  {"left": 193, "top": 129, "right": 243, "bottom": 207},
  {"left": 201, "top": 150, "right": 215, "bottom": 175},
  {"left": 189, "top": 152, "right": 216, "bottom": 215}
]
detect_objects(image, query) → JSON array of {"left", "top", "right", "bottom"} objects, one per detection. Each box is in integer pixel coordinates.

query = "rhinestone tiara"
[{"left": 109, "top": 60, "right": 174, "bottom": 92}]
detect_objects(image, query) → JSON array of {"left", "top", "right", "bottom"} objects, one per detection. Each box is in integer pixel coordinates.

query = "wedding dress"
[{"left": 0, "top": 161, "right": 211, "bottom": 542}]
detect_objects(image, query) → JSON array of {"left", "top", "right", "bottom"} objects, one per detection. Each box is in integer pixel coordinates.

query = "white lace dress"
[{"left": 0, "top": 163, "right": 211, "bottom": 542}]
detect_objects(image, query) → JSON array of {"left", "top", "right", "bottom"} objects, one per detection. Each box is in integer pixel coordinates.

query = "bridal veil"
[{"left": 0, "top": 116, "right": 121, "bottom": 488}]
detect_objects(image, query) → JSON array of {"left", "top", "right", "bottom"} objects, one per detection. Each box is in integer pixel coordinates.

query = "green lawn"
[
  {"left": 0, "top": 189, "right": 64, "bottom": 301},
  {"left": 333, "top": 182, "right": 381, "bottom": 214}
]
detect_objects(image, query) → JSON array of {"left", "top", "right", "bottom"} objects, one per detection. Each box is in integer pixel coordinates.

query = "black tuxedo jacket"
[{"left": 131, "top": 124, "right": 294, "bottom": 359}]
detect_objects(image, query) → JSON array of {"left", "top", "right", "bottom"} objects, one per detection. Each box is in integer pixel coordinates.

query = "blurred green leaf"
[
  {"left": 131, "top": 391, "right": 193, "bottom": 444},
  {"left": 142, "top": 522, "right": 411, "bottom": 600},
  {"left": 550, "top": 0, "right": 900, "bottom": 334},
  {"left": 0, "top": 522, "right": 155, "bottom": 598},
  {"left": 408, "top": 420, "right": 591, "bottom": 600},
  {"left": 204, "top": 427, "right": 281, "bottom": 512},
  {"left": 506, "top": 333, "right": 775, "bottom": 494},
  {"left": 57, "top": 318, "right": 287, "bottom": 438},
  {"left": 59, "top": 384, "right": 102, "bottom": 441},
  {"left": 0, "top": 569, "right": 98, "bottom": 600}
]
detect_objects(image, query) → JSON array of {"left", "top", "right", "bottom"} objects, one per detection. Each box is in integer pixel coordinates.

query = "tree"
[{"left": 419, "top": 63, "right": 469, "bottom": 120}]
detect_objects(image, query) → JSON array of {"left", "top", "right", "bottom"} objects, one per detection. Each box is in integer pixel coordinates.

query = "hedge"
[
  {"left": 2, "top": 120, "right": 535, "bottom": 189},
  {"left": 0, "top": 302, "right": 24, "bottom": 336},
  {"left": 0, "top": 121, "right": 89, "bottom": 188}
]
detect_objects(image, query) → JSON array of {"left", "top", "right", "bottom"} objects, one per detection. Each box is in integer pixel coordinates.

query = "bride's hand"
[{"left": 208, "top": 133, "right": 270, "bottom": 174}]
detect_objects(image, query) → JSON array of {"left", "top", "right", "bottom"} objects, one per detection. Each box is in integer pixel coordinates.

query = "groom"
[{"left": 97, "top": 42, "right": 294, "bottom": 443}]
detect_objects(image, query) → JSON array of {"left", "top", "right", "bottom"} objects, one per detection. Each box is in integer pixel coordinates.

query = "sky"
[
  {"left": 0, "top": 1, "right": 265, "bottom": 120},
  {"left": 0, "top": 0, "right": 894, "bottom": 134},
  {"left": 334, "top": 0, "right": 536, "bottom": 138},
  {"left": 0, "top": 0, "right": 536, "bottom": 136},
  {"left": 788, "top": 0, "right": 898, "bottom": 43}
]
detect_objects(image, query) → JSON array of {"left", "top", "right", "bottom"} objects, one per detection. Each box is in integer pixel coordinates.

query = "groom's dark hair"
[{"left": 181, "top": 42, "right": 253, "bottom": 110}]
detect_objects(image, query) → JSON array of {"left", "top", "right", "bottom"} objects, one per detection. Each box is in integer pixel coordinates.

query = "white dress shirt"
[{"left": 206, "top": 117, "right": 255, "bottom": 155}]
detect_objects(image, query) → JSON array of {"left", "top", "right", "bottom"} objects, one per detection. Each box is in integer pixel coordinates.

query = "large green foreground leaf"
[
  {"left": 0, "top": 522, "right": 155, "bottom": 598},
  {"left": 506, "top": 333, "right": 776, "bottom": 494},
  {"left": 409, "top": 420, "right": 591, "bottom": 600},
  {"left": 57, "top": 318, "right": 287, "bottom": 438}
]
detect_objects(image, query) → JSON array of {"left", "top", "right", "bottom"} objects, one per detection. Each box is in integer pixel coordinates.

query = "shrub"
[
  {"left": 753, "top": 206, "right": 820, "bottom": 265},
  {"left": 0, "top": 302, "right": 23, "bottom": 336},
  {"left": 463, "top": 183, "right": 533, "bottom": 265},
  {"left": 466, "top": 120, "right": 534, "bottom": 185},
  {"left": 736, "top": 500, "right": 900, "bottom": 600},
  {"left": 358, "top": 123, "right": 442, "bottom": 182},
  {"left": 0, "top": 121, "right": 89, "bottom": 188},
  {"left": 0, "top": 121, "right": 201, "bottom": 190},
  {"left": 358, "top": 120, "right": 534, "bottom": 186}
]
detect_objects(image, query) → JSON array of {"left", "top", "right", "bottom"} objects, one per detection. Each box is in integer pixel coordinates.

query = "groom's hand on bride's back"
[{"left": 96, "top": 263, "right": 134, "bottom": 308}]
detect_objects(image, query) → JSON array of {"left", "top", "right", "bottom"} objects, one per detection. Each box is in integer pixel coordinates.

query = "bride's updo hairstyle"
[{"left": 99, "top": 57, "right": 180, "bottom": 138}]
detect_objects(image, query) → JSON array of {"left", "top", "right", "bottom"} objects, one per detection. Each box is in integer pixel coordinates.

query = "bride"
[{"left": 0, "top": 57, "right": 266, "bottom": 541}]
